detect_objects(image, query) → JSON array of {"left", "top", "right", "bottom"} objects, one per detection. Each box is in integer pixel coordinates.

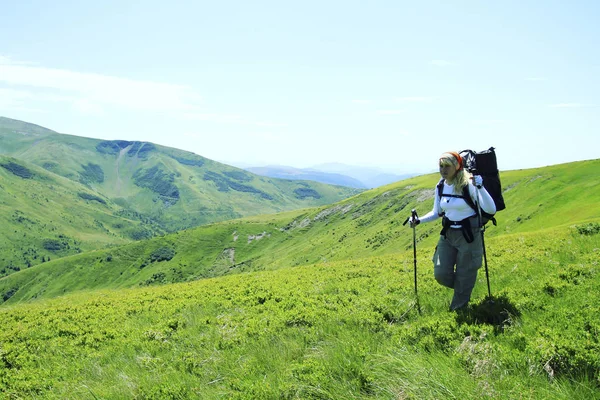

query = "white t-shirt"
[{"left": 419, "top": 181, "right": 497, "bottom": 225}]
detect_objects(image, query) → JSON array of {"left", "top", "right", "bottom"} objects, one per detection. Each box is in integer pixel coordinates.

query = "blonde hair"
[{"left": 439, "top": 152, "right": 471, "bottom": 194}]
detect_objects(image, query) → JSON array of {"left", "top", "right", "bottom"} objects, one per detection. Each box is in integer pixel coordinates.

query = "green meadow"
[{"left": 0, "top": 152, "right": 599, "bottom": 398}]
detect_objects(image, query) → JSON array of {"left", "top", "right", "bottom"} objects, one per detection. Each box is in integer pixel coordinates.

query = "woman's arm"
[
  {"left": 469, "top": 183, "right": 497, "bottom": 214},
  {"left": 417, "top": 186, "right": 442, "bottom": 224}
]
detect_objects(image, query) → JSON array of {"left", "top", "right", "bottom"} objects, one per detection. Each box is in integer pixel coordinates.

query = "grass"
[
  {"left": 1, "top": 116, "right": 600, "bottom": 398},
  {"left": 0, "top": 223, "right": 598, "bottom": 398}
]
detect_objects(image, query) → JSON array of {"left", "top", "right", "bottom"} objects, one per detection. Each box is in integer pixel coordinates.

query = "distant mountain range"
[
  {"left": 0, "top": 116, "right": 361, "bottom": 270},
  {"left": 244, "top": 163, "right": 418, "bottom": 189}
]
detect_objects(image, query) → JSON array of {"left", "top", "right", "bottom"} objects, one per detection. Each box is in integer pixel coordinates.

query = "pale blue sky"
[{"left": 1, "top": 0, "right": 598, "bottom": 173}]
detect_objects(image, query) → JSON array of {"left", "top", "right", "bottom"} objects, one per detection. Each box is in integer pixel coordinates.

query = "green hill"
[
  {"left": 0, "top": 116, "right": 361, "bottom": 272},
  {"left": 0, "top": 154, "right": 165, "bottom": 275},
  {"left": 0, "top": 152, "right": 598, "bottom": 397},
  {"left": 0, "top": 116, "right": 361, "bottom": 234},
  {"left": 2, "top": 158, "right": 598, "bottom": 303}
]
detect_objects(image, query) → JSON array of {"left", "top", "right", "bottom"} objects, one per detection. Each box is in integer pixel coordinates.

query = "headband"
[{"left": 448, "top": 151, "right": 463, "bottom": 169}]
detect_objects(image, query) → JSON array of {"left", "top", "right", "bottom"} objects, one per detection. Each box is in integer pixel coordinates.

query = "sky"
[{"left": 1, "top": 0, "right": 599, "bottom": 174}]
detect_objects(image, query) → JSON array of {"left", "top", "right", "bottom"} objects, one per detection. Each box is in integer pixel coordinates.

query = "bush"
[
  {"left": 204, "top": 171, "right": 272, "bottom": 198},
  {"left": 1, "top": 161, "right": 33, "bottom": 178},
  {"left": 78, "top": 192, "right": 106, "bottom": 204},
  {"left": 223, "top": 170, "right": 252, "bottom": 182},
  {"left": 150, "top": 247, "right": 175, "bottom": 262},
  {"left": 96, "top": 140, "right": 132, "bottom": 154},
  {"left": 174, "top": 156, "right": 205, "bottom": 167},
  {"left": 575, "top": 222, "right": 600, "bottom": 235},
  {"left": 203, "top": 171, "right": 230, "bottom": 192},
  {"left": 133, "top": 166, "right": 179, "bottom": 200},
  {"left": 42, "top": 239, "right": 67, "bottom": 251},
  {"left": 2, "top": 287, "right": 18, "bottom": 302},
  {"left": 294, "top": 188, "right": 321, "bottom": 199},
  {"left": 79, "top": 163, "right": 104, "bottom": 184},
  {"left": 129, "top": 228, "right": 154, "bottom": 241}
]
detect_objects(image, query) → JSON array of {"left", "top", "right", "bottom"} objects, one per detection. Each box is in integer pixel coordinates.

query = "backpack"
[{"left": 437, "top": 147, "right": 506, "bottom": 226}]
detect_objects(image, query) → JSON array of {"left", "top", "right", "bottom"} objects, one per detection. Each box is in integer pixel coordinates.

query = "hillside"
[
  {"left": 0, "top": 155, "right": 165, "bottom": 275},
  {"left": 1, "top": 158, "right": 599, "bottom": 304},
  {"left": 0, "top": 116, "right": 361, "bottom": 234},
  {"left": 1, "top": 229, "right": 598, "bottom": 398},
  {"left": 0, "top": 159, "right": 598, "bottom": 398}
]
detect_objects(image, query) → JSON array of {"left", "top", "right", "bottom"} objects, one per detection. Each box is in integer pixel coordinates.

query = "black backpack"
[{"left": 437, "top": 147, "right": 506, "bottom": 225}]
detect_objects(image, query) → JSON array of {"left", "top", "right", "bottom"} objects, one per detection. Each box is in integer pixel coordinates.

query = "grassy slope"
[
  {"left": 0, "top": 155, "right": 599, "bottom": 397},
  {"left": 2, "top": 159, "right": 598, "bottom": 303},
  {"left": 0, "top": 155, "right": 160, "bottom": 273},
  {"left": 0, "top": 226, "right": 598, "bottom": 398},
  {"left": 0, "top": 116, "right": 361, "bottom": 233}
]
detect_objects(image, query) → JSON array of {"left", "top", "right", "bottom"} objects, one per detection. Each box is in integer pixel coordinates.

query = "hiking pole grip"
[{"left": 403, "top": 209, "right": 419, "bottom": 226}]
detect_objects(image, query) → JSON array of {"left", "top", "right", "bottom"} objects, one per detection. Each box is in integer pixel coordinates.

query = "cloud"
[
  {"left": 351, "top": 99, "right": 371, "bottom": 104},
  {"left": 0, "top": 57, "right": 286, "bottom": 128},
  {"left": 0, "top": 61, "right": 203, "bottom": 114},
  {"left": 0, "top": 87, "right": 71, "bottom": 110},
  {"left": 430, "top": 59, "right": 456, "bottom": 67}
]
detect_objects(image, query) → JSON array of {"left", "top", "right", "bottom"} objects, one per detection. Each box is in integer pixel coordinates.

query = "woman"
[{"left": 409, "top": 151, "right": 496, "bottom": 310}]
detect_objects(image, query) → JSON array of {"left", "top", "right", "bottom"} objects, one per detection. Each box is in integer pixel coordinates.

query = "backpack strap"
[
  {"left": 436, "top": 179, "right": 445, "bottom": 217},
  {"left": 437, "top": 178, "right": 477, "bottom": 213},
  {"left": 437, "top": 179, "right": 497, "bottom": 226}
]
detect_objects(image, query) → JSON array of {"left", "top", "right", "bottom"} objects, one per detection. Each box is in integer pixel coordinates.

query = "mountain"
[
  {"left": 245, "top": 165, "right": 368, "bottom": 189},
  {"left": 0, "top": 116, "right": 361, "bottom": 234},
  {"left": 308, "top": 162, "right": 419, "bottom": 188},
  {"left": 243, "top": 162, "right": 419, "bottom": 189},
  {"left": 0, "top": 158, "right": 598, "bottom": 398}
]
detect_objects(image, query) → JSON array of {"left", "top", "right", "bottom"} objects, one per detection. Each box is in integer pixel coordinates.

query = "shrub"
[
  {"left": 150, "top": 247, "right": 175, "bottom": 262},
  {"left": 223, "top": 170, "right": 252, "bottom": 182},
  {"left": 294, "top": 188, "right": 321, "bottom": 199},
  {"left": 575, "top": 222, "right": 600, "bottom": 235},
  {"left": 174, "top": 156, "right": 205, "bottom": 167},
  {"left": 42, "top": 239, "right": 67, "bottom": 251},
  {"left": 127, "top": 142, "right": 155, "bottom": 159},
  {"left": 1, "top": 161, "right": 33, "bottom": 178},
  {"left": 203, "top": 171, "right": 272, "bottom": 198},
  {"left": 129, "top": 228, "right": 154, "bottom": 241},
  {"left": 2, "top": 287, "right": 18, "bottom": 302},
  {"left": 79, "top": 163, "right": 104, "bottom": 184},
  {"left": 203, "top": 171, "right": 230, "bottom": 192},
  {"left": 96, "top": 140, "right": 132, "bottom": 154},
  {"left": 133, "top": 166, "right": 179, "bottom": 200},
  {"left": 78, "top": 192, "right": 106, "bottom": 204}
]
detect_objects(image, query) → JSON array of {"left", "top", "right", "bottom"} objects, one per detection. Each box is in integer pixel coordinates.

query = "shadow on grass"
[{"left": 455, "top": 294, "right": 521, "bottom": 333}]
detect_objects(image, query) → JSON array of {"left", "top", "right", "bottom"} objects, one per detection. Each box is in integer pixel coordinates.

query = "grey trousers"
[{"left": 432, "top": 221, "right": 483, "bottom": 310}]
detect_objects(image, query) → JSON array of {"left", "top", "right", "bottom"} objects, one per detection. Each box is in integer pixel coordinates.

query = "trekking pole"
[
  {"left": 403, "top": 209, "right": 421, "bottom": 313},
  {"left": 474, "top": 189, "right": 492, "bottom": 299}
]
